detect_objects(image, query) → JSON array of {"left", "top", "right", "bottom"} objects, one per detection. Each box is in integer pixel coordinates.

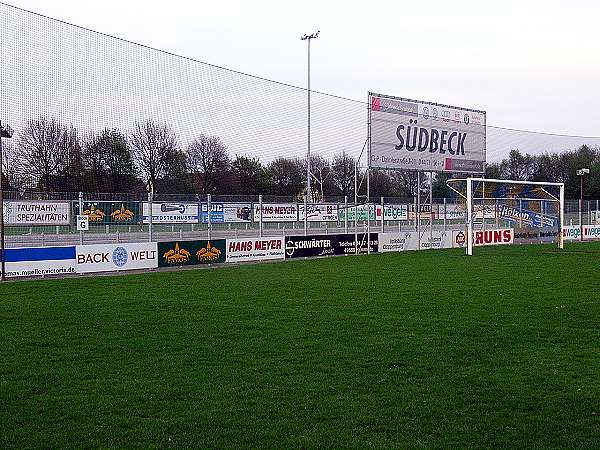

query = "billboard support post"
[
  {"left": 417, "top": 171, "right": 421, "bottom": 250},
  {"left": 258, "top": 195, "right": 263, "bottom": 238},
  {"left": 207, "top": 194, "right": 212, "bottom": 241},
  {"left": 78, "top": 192, "right": 84, "bottom": 245},
  {"left": 429, "top": 171, "right": 433, "bottom": 241}
]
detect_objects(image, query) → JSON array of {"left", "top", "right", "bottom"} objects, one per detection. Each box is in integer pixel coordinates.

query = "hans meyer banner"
[
  {"left": 201, "top": 202, "right": 253, "bottom": 224},
  {"left": 76, "top": 242, "right": 158, "bottom": 273},
  {"left": 4, "top": 246, "right": 76, "bottom": 278},
  {"left": 298, "top": 204, "right": 339, "bottom": 222},
  {"left": 369, "top": 93, "right": 486, "bottom": 173},
  {"left": 253, "top": 203, "right": 298, "bottom": 222},
  {"left": 226, "top": 238, "right": 285, "bottom": 263},
  {"left": 142, "top": 203, "right": 199, "bottom": 224},
  {"left": 3, "top": 201, "right": 71, "bottom": 226},
  {"left": 285, "top": 233, "right": 378, "bottom": 259}
]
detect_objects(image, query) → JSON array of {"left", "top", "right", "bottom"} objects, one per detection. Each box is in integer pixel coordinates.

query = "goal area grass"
[{"left": 2, "top": 243, "right": 600, "bottom": 448}]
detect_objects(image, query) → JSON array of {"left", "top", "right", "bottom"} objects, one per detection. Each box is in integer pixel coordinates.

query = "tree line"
[{"left": 1, "top": 116, "right": 597, "bottom": 200}]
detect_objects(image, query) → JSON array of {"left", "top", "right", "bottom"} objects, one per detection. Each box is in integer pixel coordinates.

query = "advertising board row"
[{"left": 7, "top": 225, "right": 598, "bottom": 278}]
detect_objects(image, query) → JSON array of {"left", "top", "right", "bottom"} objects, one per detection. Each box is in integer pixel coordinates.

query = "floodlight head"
[
  {"left": 577, "top": 168, "right": 590, "bottom": 176},
  {"left": 301, "top": 31, "right": 320, "bottom": 40},
  {"left": 0, "top": 124, "right": 13, "bottom": 138}
]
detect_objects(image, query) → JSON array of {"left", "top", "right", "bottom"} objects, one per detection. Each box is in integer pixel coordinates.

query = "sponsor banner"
[
  {"left": 200, "top": 202, "right": 253, "bottom": 224},
  {"left": 380, "top": 231, "right": 452, "bottom": 252},
  {"left": 298, "top": 204, "right": 339, "bottom": 222},
  {"left": 583, "top": 225, "right": 600, "bottom": 240},
  {"left": 338, "top": 204, "right": 383, "bottom": 221},
  {"left": 445, "top": 204, "right": 465, "bottom": 220},
  {"left": 3, "top": 201, "right": 71, "bottom": 226},
  {"left": 4, "top": 246, "right": 76, "bottom": 277},
  {"left": 562, "top": 226, "right": 581, "bottom": 241},
  {"left": 226, "top": 238, "right": 285, "bottom": 263},
  {"left": 76, "top": 201, "right": 140, "bottom": 224},
  {"left": 408, "top": 204, "right": 439, "bottom": 220},
  {"left": 453, "top": 229, "right": 514, "bottom": 248},
  {"left": 369, "top": 92, "right": 486, "bottom": 173},
  {"left": 253, "top": 203, "right": 298, "bottom": 222},
  {"left": 285, "top": 233, "right": 378, "bottom": 259},
  {"left": 592, "top": 210, "right": 600, "bottom": 225},
  {"left": 142, "top": 203, "right": 199, "bottom": 224},
  {"left": 497, "top": 205, "right": 557, "bottom": 227},
  {"left": 383, "top": 204, "right": 408, "bottom": 221},
  {"left": 157, "top": 239, "right": 226, "bottom": 267},
  {"left": 76, "top": 242, "right": 158, "bottom": 273}
]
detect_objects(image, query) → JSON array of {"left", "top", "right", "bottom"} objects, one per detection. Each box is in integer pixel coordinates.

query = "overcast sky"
[{"left": 5, "top": 0, "right": 599, "bottom": 137}]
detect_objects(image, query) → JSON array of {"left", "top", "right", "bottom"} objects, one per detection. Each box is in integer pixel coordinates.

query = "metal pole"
[
  {"left": 380, "top": 196, "right": 384, "bottom": 233},
  {"left": 466, "top": 177, "right": 473, "bottom": 256},
  {"left": 258, "top": 195, "right": 263, "bottom": 238},
  {"left": 443, "top": 197, "right": 447, "bottom": 231},
  {"left": 304, "top": 195, "right": 308, "bottom": 236},
  {"left": 413, "top": 196, "right": 417, "bottom": 231},
  {"left": 148, "top": 188, "right": 153, "bottom": 243},
  {"left": 0, "top": 123, "right": 4, "bottom": 281},
  {"left": 354, "top": 162, "right": 358, "bottom": 254},
  {"left": 207, "top": 193, "right": 212, "bottom": 241},
  {"left": 417, "top": 171, "right": 421, "bottom": 250},
  {"left": 79, "top": 192, "right": 84, "bottom": 245},
  {"left": 580, "top": 175, "right": 583, "bottom": 241},
  {"left": 344, "top": 195, "right": 348, "bottom": 234},
  {"left": 429, "top": 171, "right": 433, "bottom": 241},
  {"left": 307, "top": 37, "right": 311, "bottom": 204},
  {"left": 559, "top": 184, "right": 565, "bottom": 249}
]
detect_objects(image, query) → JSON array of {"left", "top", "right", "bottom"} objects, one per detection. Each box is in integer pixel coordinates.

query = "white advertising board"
[
  {"left": 226, "top": 238, "right": 285, "bottom": 263},
  {"left": 3, "top": 201, "right": 71, "bottom": 226},
  {"left": 4, "top": 246, "right": 76, "bottom": 278},
  {"left": 142, "top": 202, "right": 199, "bottom": 224},
  {"left": 298, "top": 204, "right": 339, "bottom": 222},
  {"left": 378, "top": 231, "right": 452, "bottom": 252},
  {"left": 76, "top": 242, "right": 158, "bottom": 273},
  {"left": 562, "top": 226, "right": 581, "bottom": 241},
  {"left": 201, "top": 202, "right": 253, "bottom": 223},
  {"left": 253, "top": 203, "right": 298, "bottom": 222},
  {"left": 419, "top": 231, "right": 453, "bottom": 250},
  {"left": 369, "top": 93, "right": 486, "bottom": 173},
  {"left": 583, "top": 225, "right": 600, "bottom": 240},
  {"left": 472, "top": 228, "right": 514, "bottom": 247},
  {"left": 383, "top": 204, "right": 408, "bottom": 221}
]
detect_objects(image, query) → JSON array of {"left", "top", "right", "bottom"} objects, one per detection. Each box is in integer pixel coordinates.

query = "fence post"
[
  {"left": 413, "top": 196, "right": 417, "bottom": 231},
  {"left": 304, "top": 195, "right": 308, "bottom": 236},
  {"left": 443, "top": 197, "right": 447, "bottom": 231},
  {"left": 148, "top": 190, "right": 153, "bottom": 242},
  {"left": 78, "top": 191, "right": 84, "bottom": 245},
  {"left": 344, "top": 195, "right": 348, "bottom": 234},
  {"left": 380, "top": 196, "right": 384, "bottom": 233},
  {"left": 207, "top": 194, "right": 212, "bottom": 241},
  {"left": 259, "top": 195, "right": 263, "bottom": 238}
]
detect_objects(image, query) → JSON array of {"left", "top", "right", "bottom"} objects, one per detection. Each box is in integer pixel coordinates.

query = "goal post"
[{"left": 448, "top": 177, "right": 565, "bottom": 255}]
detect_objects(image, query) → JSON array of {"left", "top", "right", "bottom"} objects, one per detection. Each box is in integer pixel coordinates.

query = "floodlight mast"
[{"left": 300, "top": 30, "right": 319, "bottom": 203}]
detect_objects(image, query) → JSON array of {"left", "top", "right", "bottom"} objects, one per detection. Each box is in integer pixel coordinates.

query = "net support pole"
[
  {"left": 559, "top": 184, "right": 565, "bottom": 249},
  {"left": 466, "top": 177, "right": 473, "bottom": 256}
]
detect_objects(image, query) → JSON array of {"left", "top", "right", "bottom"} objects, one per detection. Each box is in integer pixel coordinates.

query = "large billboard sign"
[
  {"left": 3, "top": 201, "right": 71, "bottom": 226},
  {"left": 369, "top": 92, "right": 486, "bottom": 173}
]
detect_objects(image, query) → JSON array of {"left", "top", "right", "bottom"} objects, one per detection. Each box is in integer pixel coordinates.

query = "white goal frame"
[{"left": 451, "top": 177, "right": 565, "bottom": 256}]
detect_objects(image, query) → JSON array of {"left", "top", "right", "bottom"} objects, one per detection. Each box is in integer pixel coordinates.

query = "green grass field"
[{"left": 2, "top": 243, "right": 600, "bottom": 448}]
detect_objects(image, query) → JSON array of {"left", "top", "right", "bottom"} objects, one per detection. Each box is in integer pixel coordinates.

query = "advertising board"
[
  {"left": 298, "top": 204, "right": 339, "bottom": 222},
  {"left": 383, "top": 204, "right": 408, "bottom": 221},
  {"left": 4, "top": 246, "right": 76, "bottom": 278},
  {"left": 253, "top": 203, "right": 298, "bottom": 222},
  {"left": 76, "top": 242, "right": 158, "bottom": 273},
  {"left": 3, "top": 201, "right": 71, "bottom": 226},
  {"left": 142, "top": 203, "right": 199, "bottom": 224},
  {"left": 453, "top": 228, "right": 514, "bottom": 248},
  {"left": 226, "top": 238, "right": 285, "bottom": 263},
  {"left": 157, "top": 239, "right": 226, "bottom": 267},
  {"left": 379, "top": 232, "right": 419, "bottom": 252},
  {"left": 76, "top": 201, "right": 139, "bottom": 224},
  {"left": 562, "top": 226, "right": 581, "bottom": 241},
  {"left": 338, "top": 204, "right": 382, "bottom": 221},
  {"left": 497, "top": 205, "right": 557, "bottom": 227},
  {"left": 369, "top": 92, "right": 486, "bottom": 173},
  {"left": 284, "top": 233, "right": 378, "bottom": 259},
  {"left": 200, "top": 202, "right": 253, "bottom": 223},
  {"left": 583, "top": 225, "right": 600, "bottom": 240}
]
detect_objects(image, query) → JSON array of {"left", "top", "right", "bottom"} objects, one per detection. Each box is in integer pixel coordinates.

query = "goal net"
[{"left": 447, "top": 178, "right": 564, "bottom": 255}]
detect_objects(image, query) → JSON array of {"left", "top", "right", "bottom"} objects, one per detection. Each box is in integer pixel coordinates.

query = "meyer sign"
[
  {"left": 369, "top": 92, "right": 486, "bottom": 172},
  {"left": 226, "top": 238, "right": 285, "bottom": 263},
  {"left": 253, "top": 203, "right": 298, "bottom": 222},
  {"left": 76, "top": 243, "right": 158, "bottom": 273},
  {"left": 3, "top": 201, "right": 71, "bottom": 226}
]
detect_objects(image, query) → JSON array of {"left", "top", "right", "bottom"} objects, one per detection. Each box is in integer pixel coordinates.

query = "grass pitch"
[{"left": 2, "top": 243, "right": 600, "bottom": 448}]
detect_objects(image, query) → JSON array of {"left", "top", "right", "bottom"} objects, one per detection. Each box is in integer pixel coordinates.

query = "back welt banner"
[{"left": 76, "top": 242, "right": 158, "bottom": 273}]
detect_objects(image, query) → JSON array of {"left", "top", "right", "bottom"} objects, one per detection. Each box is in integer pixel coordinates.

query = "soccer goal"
[{"left": 447, "top": 177, "right": 565, "bottom": 255}]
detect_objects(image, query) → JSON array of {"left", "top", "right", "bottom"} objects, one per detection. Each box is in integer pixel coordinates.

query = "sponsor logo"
[
  {"left": 83, "top": 206, "right": 105, "bottom": 222},
  {"left": 162, "top": 242, "right": 191, "bottom": 264},
  {"left": 395, "top": 119, "right": 467, "bottom": 155},
  {"left": 196, "top": 242, "right": 222, "bottom": 262},
  {"left": 422, "top": 106, "right": 429, "bottom": 119},
  {"left": 285, "top": 238, "right": 332, "bottom": 257},
  {"left": 111, "top": 205, "right": 135, "bottom": 222},
  {"left": 463, "top": 113, "right": 470, "bottom": 125},
  {"left": 473, "top": 229, "right": 513, "bottom": 246},
  {"left": 455, "top": 231, "right": 466, "bottom": 247},
  {"left": 112, "top": 246, "right": 128, "bottom": 267}
]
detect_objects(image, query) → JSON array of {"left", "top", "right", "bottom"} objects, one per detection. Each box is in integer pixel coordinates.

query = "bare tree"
[
  {"left": 17, "top": 117, "right": 69, "bottom": 192},
  {"left": 331, "top": 151, "right": 355, "bottom": 198},
  {"left": 130, "top": 120, "right": 179, "bottom": 190},
  {"left": 187, "top": 134, "right": 230, "bottom": 194},
  {"left": 310, "top": 155, "right": 335, "bottom": 201}
]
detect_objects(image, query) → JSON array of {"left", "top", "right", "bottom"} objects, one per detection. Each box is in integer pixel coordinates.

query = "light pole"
[
  {"left": 300, "top": 30, "right": 319, "bottom": 203},
  {"left": 0, "top": 120, "right": 15, "bottom": 281},
  {"left": 577, "top": 168, "right": 589, "bottom": 241}
]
